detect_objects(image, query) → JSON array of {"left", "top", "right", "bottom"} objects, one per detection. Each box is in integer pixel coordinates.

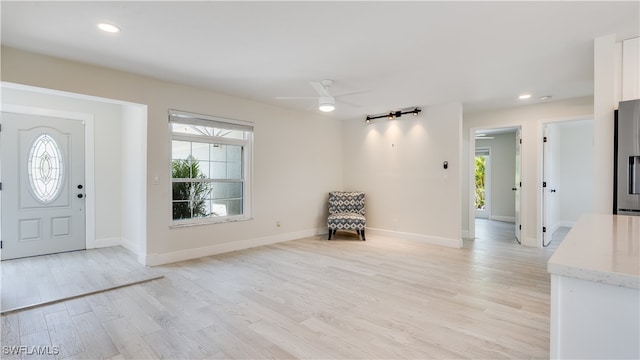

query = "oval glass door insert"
[{"left": 28, "top": 134, "right": 64, "bottom": 203}]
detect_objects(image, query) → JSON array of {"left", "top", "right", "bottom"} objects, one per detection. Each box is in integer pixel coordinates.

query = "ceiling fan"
[{"left": 276, "top": 80, "right": 364, "bottom": 112}]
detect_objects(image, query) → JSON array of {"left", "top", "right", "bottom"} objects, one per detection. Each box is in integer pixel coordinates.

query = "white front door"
[{"left": 1, "top": 112, "right": 86, "bottom": 260}]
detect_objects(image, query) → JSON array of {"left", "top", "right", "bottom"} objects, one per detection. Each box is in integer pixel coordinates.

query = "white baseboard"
[
  {"left": 490, "top": 215, "right": 516, "bottom": 223},
  {"left": 94, "top": 237, "right": 121, "bottom": 248},
  {"left": 144, "top": 227, "right": 326, "bottom": 266},
  {"left": 522, "top": 236, "right": 539, "bottom": 247},
  {"left": 120, "top": 237, "right": 146, "bottom": 265},
  {"left": 366, "top": 228, "right": 462, "bottom": 249},
  {"left": 557, "top": 220, "right": 575, "bottom": 229}
]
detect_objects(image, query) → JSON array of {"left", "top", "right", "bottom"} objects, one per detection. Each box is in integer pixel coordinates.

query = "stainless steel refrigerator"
[{"left": 614, "top": 99, "right": 640, "bottom": 216}]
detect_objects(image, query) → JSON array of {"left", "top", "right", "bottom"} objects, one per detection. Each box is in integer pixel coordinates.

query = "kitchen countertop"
[{"left": 548, "top": 214, "right": 640, "bottom": 289}]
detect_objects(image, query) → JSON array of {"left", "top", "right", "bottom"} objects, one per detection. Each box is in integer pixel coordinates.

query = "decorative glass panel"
[
  {"left": 170, "top": 123, "right": 245, "bottom": 139},
  {"left": 28, "top": 134, "right": 64, "bottom": 203}
]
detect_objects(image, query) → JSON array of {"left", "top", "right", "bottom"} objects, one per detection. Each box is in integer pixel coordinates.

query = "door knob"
[
  {"left": 551, "top": 189, "right": 557, "bottom": 193},
  {"left": 77, "top": 194, "right": 84, "bottom": 198},
  {"left": 512, "top": 187, "right": 517, "bottom": 191}
]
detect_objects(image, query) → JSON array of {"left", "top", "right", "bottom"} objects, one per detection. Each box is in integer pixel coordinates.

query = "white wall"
[
  {"left": 121, "top": 105, "right": 147, "bottom": 260},
  {"left": 463, "top": 97, "right": 593, "bottom": 246},
  {"left": 342, "top": 103, "right": 463, "bottom": 248},
  {"left": 475, "top": 132, "right": 516, "bottom": 222},
  {"left": 594, "top": 35, "right": 618, "bottom": 214},
  {"left": 1, "top": 46, "right": 344, "bottom": 265},
  {"left": 1, "top": 86, "right": 124, "bottom": 246}
]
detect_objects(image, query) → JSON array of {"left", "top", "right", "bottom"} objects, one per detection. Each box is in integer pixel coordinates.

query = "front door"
[{"left": 1, "top": 112, "right": 86, "bottom": 260}]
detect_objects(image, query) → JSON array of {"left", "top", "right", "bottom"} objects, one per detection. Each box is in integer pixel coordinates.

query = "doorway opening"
[
  {"left": 541, "top": 118, "right": 594, "bottom": 247},
  {"left": 1, "top": 82, "right": 148, "bottom": 262},
  {"left": 471, "top": 126, "right": 522, "bottom": 244},
  {"left": 475, "top": 147, "right": 491, "bottom": 219}
]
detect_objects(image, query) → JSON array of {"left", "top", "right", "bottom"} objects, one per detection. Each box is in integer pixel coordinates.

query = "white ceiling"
[{"left": 1, "top": 1, "right": 638, "bottom": 120}]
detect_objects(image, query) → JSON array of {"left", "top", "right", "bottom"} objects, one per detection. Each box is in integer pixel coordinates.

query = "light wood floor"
[
  {"left": 2, "top": 222, "right": 565, "bottom": 359},
  {"left": 1, "top": 247, "right": 161, "bottom": 313}
]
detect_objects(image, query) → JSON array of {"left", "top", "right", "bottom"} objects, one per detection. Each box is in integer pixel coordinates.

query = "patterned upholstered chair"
[{"left": 327, "top": 191, "right": 366, "bottom": 241}]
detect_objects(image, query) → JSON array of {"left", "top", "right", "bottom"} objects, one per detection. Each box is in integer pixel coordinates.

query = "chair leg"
[
  {"left": 328, "top": 228, "right": 332, "bottom": 240},
  {"left": 361, "top": 229, "right": 366, "bottom": 241}
]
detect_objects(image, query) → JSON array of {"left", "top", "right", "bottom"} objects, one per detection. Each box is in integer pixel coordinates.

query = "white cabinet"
[
  {"left": 622, "top": 37, "right": 640, "bottom": 101},
  {"left": 548, "top": 214, "right": 640, "bottom": 359}
]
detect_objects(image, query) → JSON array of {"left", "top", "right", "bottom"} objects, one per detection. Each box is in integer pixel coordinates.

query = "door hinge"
[
  {"left": 519, "top": 138, "right": 522, "bottom": 144},
  {"left": 543, "top": 136, "right": 547, "bottom": 143},
  {"left": 1, "top": 241, "right": 3, "bottom": 249},
  {"left": 0, "top": 182, "right": 2, "bottom": 191},
  {"left": 543, "top": 181, "right": 547, "bottom": 187},
  {"left": 542, "top": 227, "right": 547, "bottom": 233},
  {"left": 519, "top": 181, "right": 522, "bottom": 187},
  {"left": 519, "top": 225, "right": 522, "bottom": 230}
]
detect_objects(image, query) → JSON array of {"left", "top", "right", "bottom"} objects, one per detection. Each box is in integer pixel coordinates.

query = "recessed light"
[
  {"left": 518, "top": 94, "right": 532, "bottom": 100},
  {"left": 97, "top": 23, "right": 120, "bottom": 33}
]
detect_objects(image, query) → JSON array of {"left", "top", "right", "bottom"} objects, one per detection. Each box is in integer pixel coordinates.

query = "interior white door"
[
  {"left": 1, "top": 112, "right": 86, "bottom": 260},
  {"left": 542, "top": 126, "right": 553, "bottom": 247},
  {"left": 514, "top": 128, "right": 522, "bottom": 243}
]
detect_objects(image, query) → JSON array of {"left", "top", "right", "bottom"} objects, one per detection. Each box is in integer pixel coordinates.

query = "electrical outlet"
[{"left": 276, "top": 221, "right": 281, "bottom": 229}]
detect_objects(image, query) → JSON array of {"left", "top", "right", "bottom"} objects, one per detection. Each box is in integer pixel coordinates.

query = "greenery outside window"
[{"left": 169, "top": 110, "right": 253, "bottom": 225}]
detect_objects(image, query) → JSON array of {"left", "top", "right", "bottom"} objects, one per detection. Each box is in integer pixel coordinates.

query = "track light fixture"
[{"left": 365, "top": 107, "right": 421, "bottom": 123}]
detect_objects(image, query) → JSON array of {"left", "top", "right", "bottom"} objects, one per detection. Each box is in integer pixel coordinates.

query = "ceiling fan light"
[
  {"left": 97, "top": 22, "right": 120, "bottom": 33},
  {"left": 318, "top": 96, "right": 335, "bottom": 112},
  {"left": 319, "top": 103, "right": 335, "bottom": 112}
]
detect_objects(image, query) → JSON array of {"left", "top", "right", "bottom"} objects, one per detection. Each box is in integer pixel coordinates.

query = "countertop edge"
[
  {"left": 547, "top": 214, "right": 640, "bottom": 290},
  {"left": 548, "top": 262, "right": 640, "bottom": 289}
]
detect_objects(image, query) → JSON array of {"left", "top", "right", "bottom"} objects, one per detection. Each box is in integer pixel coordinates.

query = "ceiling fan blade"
[
  {"left": 333, "top": 89, "right": 370, "bottom": 98},
  {"left": 310, "top": 81, "right": 330, "bottom": 97},
  {"left": 337, "top": 98, "right": 361, "bottom": 108},
  {"left": 276, "top": 96, "right": 317, "bottom": 100}
]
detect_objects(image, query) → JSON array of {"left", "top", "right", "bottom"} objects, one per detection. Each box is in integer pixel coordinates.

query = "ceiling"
[{"left": 1, "top": 1, "right": 638, "bottom": 120}]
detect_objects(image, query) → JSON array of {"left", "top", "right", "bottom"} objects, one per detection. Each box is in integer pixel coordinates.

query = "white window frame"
[{"left": 169, "top": 109, "right": 253, "bottom": 226}]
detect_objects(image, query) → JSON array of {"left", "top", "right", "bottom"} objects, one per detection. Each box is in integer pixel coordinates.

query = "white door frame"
[
  {"left": 1, "top": 104, "right": 97, "bottom": 250},
  {"left": 468, "top": 125, "right": 522, "bottom": 241}
]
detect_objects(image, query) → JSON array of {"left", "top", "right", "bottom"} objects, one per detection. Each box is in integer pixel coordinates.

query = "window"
[
  {"left": 28, "top": 134, "right": 64, "bottom": 203},
  {"left": 169, "top": 110, "right": 253, "bottom": 225}
]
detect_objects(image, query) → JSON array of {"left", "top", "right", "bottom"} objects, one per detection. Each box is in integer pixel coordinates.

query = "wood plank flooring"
[
  {"left": 1, "top": 247, "right": 161, "bottom": 313},
  {"left": 2, "top": 221, "right": 565, "bottom": 359}
]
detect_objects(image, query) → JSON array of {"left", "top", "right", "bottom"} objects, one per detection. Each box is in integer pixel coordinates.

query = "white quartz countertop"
[{"left": 548, "top": 214, "right": 640, "bottom": 289}]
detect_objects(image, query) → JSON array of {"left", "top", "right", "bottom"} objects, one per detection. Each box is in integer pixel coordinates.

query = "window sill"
[{"left": 170, "top": 216, "right": 252, "bottom": 228}]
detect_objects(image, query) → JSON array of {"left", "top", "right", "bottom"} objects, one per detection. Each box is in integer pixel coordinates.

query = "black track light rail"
[{"left": 365, "top": 107, "right": 421, "bottom": 122}]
